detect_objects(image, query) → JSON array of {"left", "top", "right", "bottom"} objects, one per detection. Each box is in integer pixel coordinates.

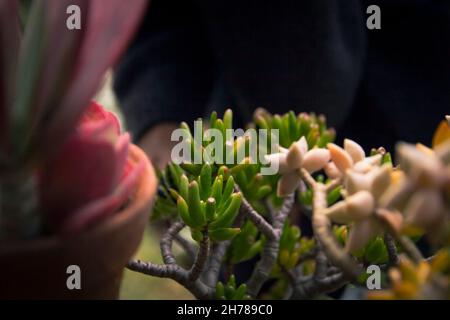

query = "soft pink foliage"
[
  {"left": 0, "top": 0, "right": 148, "bottom": 162},
  {"left": 40, "top": 102, "right": 144, "bottom": 234}
]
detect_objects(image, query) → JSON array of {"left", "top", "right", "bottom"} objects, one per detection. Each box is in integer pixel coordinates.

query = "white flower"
[
  {"left": 265, "top": 137, "right": 330, "bottom": 197},
  {"left": 322, "top": 139, "right": 404, "bottom": 253},
  {"left": 393, "top": 141, "right": 450, "bottom": 237},
  {"left": 324, "top": 162, "right": 401, "bottom": 253},
  {"left": 326, "top": 139, "right": 383, "bottom": 177}
]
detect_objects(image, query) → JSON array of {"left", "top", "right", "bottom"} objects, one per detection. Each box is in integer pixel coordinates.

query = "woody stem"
[{"left": 300, "top": 169, "right": 362, "bottom": 280}]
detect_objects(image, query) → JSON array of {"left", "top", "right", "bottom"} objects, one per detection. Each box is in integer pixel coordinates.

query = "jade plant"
[
  {"left": 129, "top": 109, "right": 450, "bottom": 300},
  {"left": 0, "top": 0, "right": 148, "bottom": 240}
]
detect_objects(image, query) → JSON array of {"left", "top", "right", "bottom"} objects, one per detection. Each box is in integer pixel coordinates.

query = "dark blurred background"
[{"left": 114, "top": 0, "right": 450, "bottom": 158}]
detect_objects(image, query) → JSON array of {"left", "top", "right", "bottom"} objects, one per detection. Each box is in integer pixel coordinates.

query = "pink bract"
[{"left": 40, "top": 102, "right": 144, "bottom": 234}]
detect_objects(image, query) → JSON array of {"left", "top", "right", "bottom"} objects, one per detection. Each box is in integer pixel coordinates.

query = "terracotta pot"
[{"left": 0, "top": 144, "right": 157, "bottom": 299}]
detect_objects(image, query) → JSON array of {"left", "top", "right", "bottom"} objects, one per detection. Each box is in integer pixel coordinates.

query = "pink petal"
[
  {"left": 344, "top": 139, "right": 365, "bottom": 163},
  {"left": 302, "top": 149, "right": 331, "bottom": 173},
  {"left": 60, "top": 158, "right": 145, "bottom": 234},
  {"left": 324, "top": 162, "right": 342, "bottom": 179},
  {"left": 405, "top": 190, "right": 445, "bottom": 230},
  {"left": 325, "top": 191, "right": 375, "bottom": 224},
  {"left": 265, "top": 153, "right": 290, "bottom": 174},
  {"left": 40, "top": 129, "right": 129, "bottom": 229},
  {"left": 344, "top": 170, "right": 372, "bottom": 195},
  {"left": 80, "top": 101, "right": 121, "bottom": 134},
  {"left": 286, "top": 143, "right": 303, "bottom": 169},
  {"left": 277, "top": 172, "right": 301, "bottom": 197},
  {"left": 328, "top": 143, "right": 354, "bottom": 174},
  {"left": 371, "top": 165, "right": 392, "bottom": 200},
  {"left": 295, "top": 136, "right": 308, "bottom": 155},
  {"left": 346, "top": 218, "right": 381, "bottom": 254}
]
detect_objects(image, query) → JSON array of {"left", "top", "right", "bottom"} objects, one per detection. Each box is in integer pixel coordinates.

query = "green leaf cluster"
[
  {"left": 228, "top": 220, "right": 266, "bottom": 264},
  {"left": 215, "top": 275, "right": 250, "bottom": 300}
]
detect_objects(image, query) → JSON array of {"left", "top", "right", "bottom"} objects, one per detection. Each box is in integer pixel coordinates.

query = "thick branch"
[
  {"left": 246, "top": 236, "right": 279, "bottom": 298},
  {"left": 246, "top": 194, "right": 293, "bottom": 298},
  {"left": 299, "top": 169, "right": 362, "bottom": 279},
  {"left": 273, "top": 193, "right": 295, "bottom": 229},
  {"left": 291, "top": 271, "right": 348, "bottom": 299},
  {"left": 291, "top": 249, "right": 348, "bottom": 299},
  {"left": 127, "top": 259, "right": 214, "bottom": 299},
  {"left": 203, "top": 241, "right": 230, "bottom": 288},
  {"left": 160, "top": 221, "right": 185, "bottom": 265},
  {"left": 188, "top": 235, "right": 210, "bottom": 281},
  {"left": 127, "top": 221, "right": 217, "bottom": 299},
  {"left": 127, "top": 259, "right": 186, "bottom": 282},
  {"left": 240, "top": 194, "right": 277, "bottom": 240},
  {"left": 384, "top": 233, "right": 399, "bottom": 266}
]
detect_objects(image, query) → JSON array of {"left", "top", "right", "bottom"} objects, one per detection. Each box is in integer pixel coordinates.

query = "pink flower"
[{"left": 39, "top": 102, "right": 144, "bottom": 234}]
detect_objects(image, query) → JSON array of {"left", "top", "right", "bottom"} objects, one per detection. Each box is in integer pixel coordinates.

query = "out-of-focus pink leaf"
[
  {"left": 38, "top": 0, "right": 148, "bottom": 157},
  {"left": 80, "top": 99, "right": 121, "bottom": 134},
  {"left": 0, "top": 0, "right": 20, "bottom": 155},
  {"left": 40, "top": 112, "right": 129, "bottom": 230},
  {"left": 60, "top": 158, "right": 145, "bottom": 235},
  {"left": 31, "top": 0, "right": 89, "bottom": 133}
]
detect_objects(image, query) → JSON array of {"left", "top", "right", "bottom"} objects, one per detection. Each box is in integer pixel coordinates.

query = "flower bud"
[
  {"left": 328, "top": 143, "right": 353, "bottom": 174},
  {"left": 302, "top": 149, "right": 331, "bottom": 173},
  {"left": 344, "top": 139, "right": 365, "bottom": 163}
]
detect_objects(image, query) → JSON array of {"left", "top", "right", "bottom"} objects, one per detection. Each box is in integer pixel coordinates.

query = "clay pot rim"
[{"left": 0, "top": 143, "right": 157, "bottom": 254}]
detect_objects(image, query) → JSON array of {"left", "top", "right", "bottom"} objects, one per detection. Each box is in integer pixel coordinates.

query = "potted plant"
[
  {"left": 129, "top": 109, "right": 450, "bottom": 300},
  {"left": 0, "top": 0, "right": 156, "bottom": 299}
]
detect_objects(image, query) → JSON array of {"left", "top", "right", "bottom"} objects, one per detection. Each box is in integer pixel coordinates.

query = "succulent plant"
[
  {"left": 215, "top": 275, "right": 250, "bottom": 300},
  {"left": 129, "top": 106, "right": 450, "bottom": 300}
]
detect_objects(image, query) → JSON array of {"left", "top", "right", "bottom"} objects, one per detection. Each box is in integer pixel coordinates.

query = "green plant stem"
[{"left": 0, "top": 171, "right": 40, "bottom": 240}]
